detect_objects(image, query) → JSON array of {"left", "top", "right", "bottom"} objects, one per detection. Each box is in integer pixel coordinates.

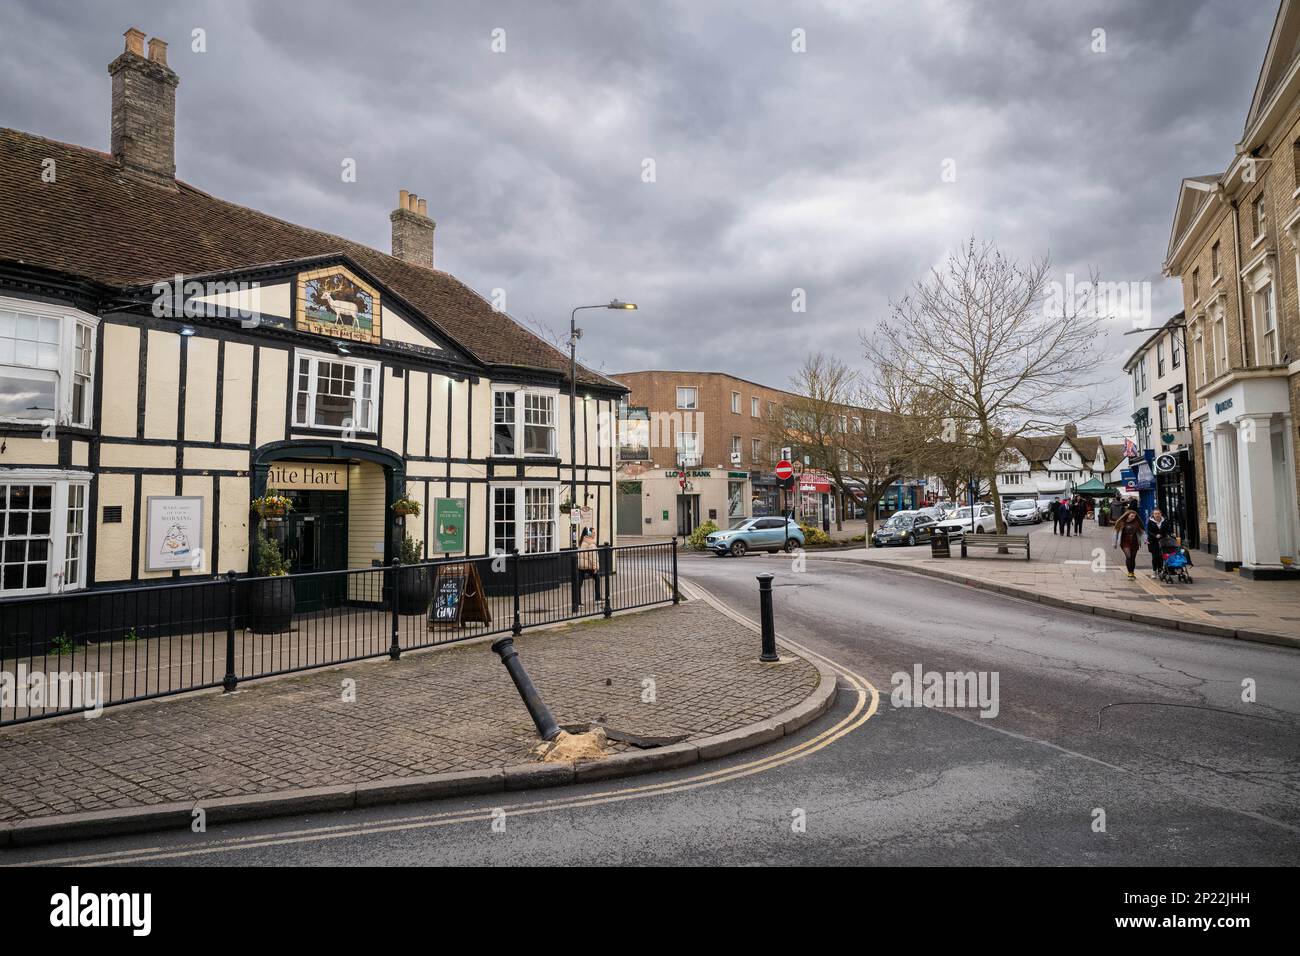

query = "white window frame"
[
  {"left": 751, "top": 396, "right": 760, "bottom": 418},
  {"left": 1213, "top": 305, "right": 1228, "bottom": 377},
  {"left": 676, "top": 431, "right": 700, "bottom": 465},
  {"left": 0, "top": 470, "right": 91, "bottom": 597},
  {"left": 491, "top": 482, "right": 560, "bottom": 555},
  {"left": 292, "top": 349, "right": 379, "bottom": 433},
  {"left": 0, "top": 296, "right": 98, "bottom": 428},
  {"left": 490, "top": 385, "right": 558, "bottom": 458},
  {"left": 730, "top": 390, "right": 740, "bottom": 414},
  {"left": 676, "top": 386, "right": 697, "bottom": 410},
  {"left": 1256, "top": 280, "right": 1279, "bottom": 365}
]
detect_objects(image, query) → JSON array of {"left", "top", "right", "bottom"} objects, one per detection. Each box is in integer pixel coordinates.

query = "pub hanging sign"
[{"left": 296, "top": 265, "right": 382, "bottom": 344}]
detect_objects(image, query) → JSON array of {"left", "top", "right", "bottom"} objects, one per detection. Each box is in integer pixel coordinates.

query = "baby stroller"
[{"left": 1157, "top": 536, "right": 1193, "bottom": 584}]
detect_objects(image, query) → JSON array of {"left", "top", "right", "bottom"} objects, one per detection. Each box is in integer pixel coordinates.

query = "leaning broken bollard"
[{"left": 489, "top": 636, "right": 561, "bottom": 741}]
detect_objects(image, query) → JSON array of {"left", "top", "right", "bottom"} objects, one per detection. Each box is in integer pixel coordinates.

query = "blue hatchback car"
[{"left": 704, "top": 517, "right": 805, "bottom": 557}]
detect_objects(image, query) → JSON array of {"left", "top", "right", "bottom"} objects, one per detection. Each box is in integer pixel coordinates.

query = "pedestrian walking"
[
  {"left": 576, "top": 526, "right": 601, "bottom": 605},
  {"left": 1113, "top": 500, "right": 1145, "bottom": 579},
  {"left": 1147, "top": 508, "right": 1173, "bottom": 578},
  {"left": 1060, "top": 497, "right": 1073, "bottom": 537},
  {"left": 1048, "top": 498, "right": 1060, "bottom": 534},
  {"left": 1071, "top": 495, "right": 1086, "bottom": 535}
]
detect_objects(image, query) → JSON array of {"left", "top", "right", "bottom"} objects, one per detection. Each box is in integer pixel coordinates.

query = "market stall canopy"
[{"left": 1073, "top": 478, "right": 1115, "bottom": 496}]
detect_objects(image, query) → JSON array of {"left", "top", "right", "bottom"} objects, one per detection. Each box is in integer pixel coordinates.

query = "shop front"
[{"left": 1197, "top": 373, "right": 1299, "bottom": 578}]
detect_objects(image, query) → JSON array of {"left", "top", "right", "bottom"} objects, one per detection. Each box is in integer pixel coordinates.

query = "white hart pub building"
[{"left": 0, "top": 28, "right": 624, "bottom": 601}]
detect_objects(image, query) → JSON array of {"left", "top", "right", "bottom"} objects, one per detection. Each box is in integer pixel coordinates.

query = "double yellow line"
[{"left": 17, "top": 581, "right": 878, "bottom": 867}]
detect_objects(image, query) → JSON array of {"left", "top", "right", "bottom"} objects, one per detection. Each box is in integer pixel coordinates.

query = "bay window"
[
  {"left": 293, "top": 350, "right": 377, "bottom": 432},
  {"left": 0, "top": 474, "right": 91, "bottom": 596},
  {"left": 492, "top": 485, "right": 558, "bottom": 554},
  {"left": 0, "top": 299, "right": 97, "bottom": 427},
  {"left": 492, "top": 387, "right": 556, "bottom": 457}
]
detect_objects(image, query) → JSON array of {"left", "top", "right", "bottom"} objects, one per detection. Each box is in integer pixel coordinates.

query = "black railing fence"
[{"left": 0, "top": 540, "right": 678, "bottom": 725}]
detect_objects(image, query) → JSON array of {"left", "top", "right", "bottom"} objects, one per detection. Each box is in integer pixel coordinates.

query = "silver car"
[{"left": 1005, "top": 497, "right": 1042, "bottom": 525}]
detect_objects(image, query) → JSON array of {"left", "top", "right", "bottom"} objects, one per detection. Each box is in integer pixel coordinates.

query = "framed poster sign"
[
  {"left": 434, "top": 498, "right": 466, "bottom": 553},
  {"left": 146, "top": 496, "right": 204, "bottom": 571}
]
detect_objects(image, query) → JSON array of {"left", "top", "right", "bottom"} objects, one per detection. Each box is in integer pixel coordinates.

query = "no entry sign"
[{"left": 775, "top": 460, "right": 794, "bottom": 480}]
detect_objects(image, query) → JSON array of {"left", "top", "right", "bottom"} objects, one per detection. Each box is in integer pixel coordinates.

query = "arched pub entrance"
[{"left": 251, "top": 441, "right": 405, "bottom": 609}]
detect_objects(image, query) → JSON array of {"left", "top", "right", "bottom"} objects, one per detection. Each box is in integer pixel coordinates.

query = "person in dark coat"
[
  {"left": 1048, "top": 498, "right": 1060, "bottom": 534},
  {"left": 1060, "top": 497, "right": 1073, "bottom": 537},
  {"left": 1113, "top": 500, "right": 1144, "bottom": 579},
  {"left": 1071, "top": 496, "right": 1086, "bottom": 534},
  {"left": 1146, "top": 508, "right": 1173, "bottom": 577}
]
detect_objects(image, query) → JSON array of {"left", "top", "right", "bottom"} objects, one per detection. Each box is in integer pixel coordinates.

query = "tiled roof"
[{"left": 0, "top": 128, "right": 619, "bottom": 389}]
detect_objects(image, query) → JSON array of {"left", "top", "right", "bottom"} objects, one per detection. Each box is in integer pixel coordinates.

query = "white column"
[
  {"left": 1236, "top": 413, "right": 1283, "bottom": 569},
  {"left": 1214, "top": 424, "right": 1240, "bottom": 563}
]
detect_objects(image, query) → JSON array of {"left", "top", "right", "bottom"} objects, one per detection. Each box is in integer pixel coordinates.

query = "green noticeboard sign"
[{"left": 434, "top": 498, "right": 466, "bottom": 553}]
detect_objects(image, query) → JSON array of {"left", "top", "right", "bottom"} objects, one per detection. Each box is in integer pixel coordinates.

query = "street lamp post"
[{"left": 568, "top": 300, "right": 636, "bottom": 547}]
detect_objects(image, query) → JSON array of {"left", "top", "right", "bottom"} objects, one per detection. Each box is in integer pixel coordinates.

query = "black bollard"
[
  {"left": 756, "top": 573, "right": 779, "bottom": 662},
  {"left": 490, "top": 636, "right": 562, "bottom": 740}
]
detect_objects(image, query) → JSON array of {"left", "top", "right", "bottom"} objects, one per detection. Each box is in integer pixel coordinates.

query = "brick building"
[
  {"left": 611, "top": 370, "right": 921, "bottom": 536},
  {"left": 1162, "top": 1, "right": 1300, "bottom": 579}
]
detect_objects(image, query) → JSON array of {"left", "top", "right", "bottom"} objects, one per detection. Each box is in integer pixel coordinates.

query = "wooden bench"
[{"left": 959, "top": 533, "right": 1031, "bottom": 560}]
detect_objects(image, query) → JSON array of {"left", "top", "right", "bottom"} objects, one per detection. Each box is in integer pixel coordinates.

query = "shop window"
[
  {"left": 0, "top": 478, "right": 88, "bottom": 596},
  {"left": 727, "top": 480, "right": 746, "bottom": 522},
  {"left": 0, "top": 300, "right": 97, "bottom": 427},
  {"left": 492, "top": 388, "right": 556, "bottom": 457},
  {"left": 492, "top": 485, "right": 557, "bottom": 554},
  {"left": 293, "top": 351, "right": 377, "bottom": 432}
]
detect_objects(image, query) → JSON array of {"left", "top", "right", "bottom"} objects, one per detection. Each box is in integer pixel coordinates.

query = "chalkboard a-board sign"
[{"left": 429, "top": 563, "right": 491, "bottom": 627}]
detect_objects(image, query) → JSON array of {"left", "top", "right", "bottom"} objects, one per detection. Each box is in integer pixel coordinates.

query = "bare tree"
[
  {"left": 864, "top": 239, "right": 1115, "bottom": 533},
  {"left": 768, "top": 353, "right": 858, "bottom": 530},
  {"left": 849, "top": 368, "right": 947, "bottom": 537}
]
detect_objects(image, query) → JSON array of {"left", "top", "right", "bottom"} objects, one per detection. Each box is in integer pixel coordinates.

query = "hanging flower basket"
[
  {"left": 252, "top": 493, "right": 294, "bottom": 520},
  {"left": 391, "top": 495, "right": 421, "bottom": 518}
]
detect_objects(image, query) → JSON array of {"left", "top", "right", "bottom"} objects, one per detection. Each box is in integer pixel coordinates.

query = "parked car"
[
  {"left": 871, "top": 511, "right": 939, "bottom": 547},
  {"left": 936, "top": 504, "right": 997, "bottom": 536},
  {"left": 705, "top": 517, "right": 805, "bottom": 556},
  {"left": 1005, "top": 497, "right": 1042, "bottom": 525}
]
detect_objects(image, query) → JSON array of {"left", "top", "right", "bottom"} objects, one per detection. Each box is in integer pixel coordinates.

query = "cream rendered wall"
[
  {"left": 100, "top": 324, "right": 139, "bottom": 438},
  {"left": 219, "top": 475, "right": 250, "bottom": 573},
  {"left": 406, "top": 370, "right": 428, "bottom": 455},
  {"left": 469, "top": 380, "right": 491, "bottom": 459},
  {"left": 0, "top": 437, "right": 59, "bottom": 466},
  {"left": 144, "top": 330, "right": 180, "bottom": 439},
  {"left": 429, "top": 374, "right": 450, "bottom": 459},
  {"left": 347, "top": 461, "right": 387, "bottom": 570},
  {"left": 382, "top": 308, "right": 443, "bottom": 349},
  {"left": 449, "top": 379, "right": 470, "bottom": 459},
  {"left": 222, "top": 342, "right": 254, "bottom": 445},
  {"left": 381, "top": 368, "right": 404, "bottom": 454},
  {"left": 94, "top": 473, "right": 135, "bottom": 582},
  {"left": 255, "top": 347, "right": 289, "bottom": 445},
  {"left": 183, "top": 336, "right": 219, "bottom": 442}
]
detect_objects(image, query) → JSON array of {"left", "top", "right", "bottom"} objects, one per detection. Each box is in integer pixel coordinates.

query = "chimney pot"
[
  {"left": 390, "top": 191, "right": 436, "bottom": 268},
  {"left": 109, "top": 28, "right": 180, "bottom": 183},
  {"left": 124, "top": 28, "right": 145, "bottom": 56}
]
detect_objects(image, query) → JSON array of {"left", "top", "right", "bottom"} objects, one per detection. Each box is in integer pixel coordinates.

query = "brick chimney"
[
  {"left": 107, "top": 28, "right": 180, "bottom": 183},
  {"left": 1064, "top": 423, "right": 1078, "bottom": 440},
  {"left": 390, "top": 190, "right": 436, "bottom": 267}
]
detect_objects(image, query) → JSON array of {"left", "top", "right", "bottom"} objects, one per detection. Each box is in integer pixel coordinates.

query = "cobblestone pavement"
[
  {"left": 0, "top": 600, "right": 818, "bottom": 823},
  {"left": 798, "top": 521, "right": 1300, "bottom": 643}
]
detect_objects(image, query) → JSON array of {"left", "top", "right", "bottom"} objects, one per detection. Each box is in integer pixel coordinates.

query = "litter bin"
[{"left": 930, "top": 529, "right": 951, "bottom": 558}]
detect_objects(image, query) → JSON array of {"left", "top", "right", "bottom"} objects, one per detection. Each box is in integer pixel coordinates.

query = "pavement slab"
[{"left": 0, "top": 600, "right": 819, "bottom": 825}]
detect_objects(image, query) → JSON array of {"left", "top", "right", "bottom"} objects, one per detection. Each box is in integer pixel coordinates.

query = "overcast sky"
[{"left": 0, "top": 0, "right": 1280, "bottom": 433}]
